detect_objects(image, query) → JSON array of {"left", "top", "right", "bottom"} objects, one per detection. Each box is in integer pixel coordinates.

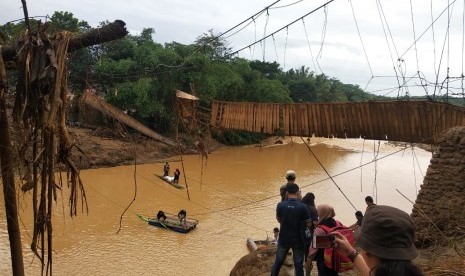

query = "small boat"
[
  {"left": 137, "top": 213, "right": 198, "bottom": 234},
  {"left": 154, "top": 174, "right": 184, "bottom": 189},
  {"left": 246, "top": 237, "right": 274, "bottom": 252}
]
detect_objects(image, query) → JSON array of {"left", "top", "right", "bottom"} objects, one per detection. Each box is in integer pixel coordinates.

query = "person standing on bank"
[
  {"left": 280, "top": 170, "right": 297, "bottom": 201},
  {"left": 271, "top": 182, "right": 312, "bottom": 276},
  {"left": 301, "top": 192, "right": 319, "bottom": 276},
  {"left": 365, "top": 196, "right": 376, "bottom": 209}
]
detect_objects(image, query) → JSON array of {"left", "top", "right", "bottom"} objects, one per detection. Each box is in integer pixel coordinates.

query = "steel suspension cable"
[{"left": 300, "top": 137, "right": 357, "bottom": 211}]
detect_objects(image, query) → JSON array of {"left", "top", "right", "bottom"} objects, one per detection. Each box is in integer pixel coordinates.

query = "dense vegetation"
[{"left": 7, "top": 12, "right": 463, "bottom": 144}]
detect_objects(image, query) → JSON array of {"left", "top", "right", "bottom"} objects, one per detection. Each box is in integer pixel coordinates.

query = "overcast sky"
[{"left": 2, "top": 0, "right": 465, "bottom": 97}]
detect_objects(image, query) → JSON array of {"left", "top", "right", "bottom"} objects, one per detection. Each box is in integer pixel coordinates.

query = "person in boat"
[
  {"left": 178, "top": 209, "right": 187, "bottom": 228},
  {"left": 156, "top": 210, "right": 167, "bottom": 221},
  {"left": 332, "top": 205, "right": 423, "bottom": 276},
  {"left": 163, "top": 162, "right": 170, "bottom": 177},
  {"left": 173, "top": 168, "right": 181, "bottom": 184},
  {"left": 271, "top": 183, "right": 312, "bottom": 276}
]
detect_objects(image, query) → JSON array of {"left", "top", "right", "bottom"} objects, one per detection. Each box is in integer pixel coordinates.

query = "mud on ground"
[{"left": 229, "top": 238, "right": 465, "bottom": 275}]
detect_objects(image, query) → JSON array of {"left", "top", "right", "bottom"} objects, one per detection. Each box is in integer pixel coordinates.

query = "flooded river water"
[{"left": 0, "top": 138, "right": 431, "bottom": 275}]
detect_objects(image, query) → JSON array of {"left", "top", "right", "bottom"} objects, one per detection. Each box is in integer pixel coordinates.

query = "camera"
[{"left": 313, "top": 235, "right": 335, "bottom": 248}]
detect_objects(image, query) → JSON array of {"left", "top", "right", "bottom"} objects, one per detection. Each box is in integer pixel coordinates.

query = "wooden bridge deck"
[{"left": 210, "top": 100, "right": 465, "bottom": 143}]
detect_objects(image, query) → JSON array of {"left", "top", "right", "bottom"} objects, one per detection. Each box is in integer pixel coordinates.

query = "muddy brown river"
[{"left": 0, "top": 138, "right": 431, "bottom": 275}]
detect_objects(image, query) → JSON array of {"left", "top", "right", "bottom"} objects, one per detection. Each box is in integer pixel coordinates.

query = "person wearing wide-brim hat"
[{"left": 332, "top": 205, "right": 423, "bottom": 276}]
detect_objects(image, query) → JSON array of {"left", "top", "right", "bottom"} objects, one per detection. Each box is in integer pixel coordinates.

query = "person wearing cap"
[
  {"left": 271, "top": 182, "right": 312, "bottom": 276},
  {"left": 280, "top": 170, "right": 297, "bottom": 201},
  {"left": 332, "top": 205, "right": 423, "bottom": 276}
]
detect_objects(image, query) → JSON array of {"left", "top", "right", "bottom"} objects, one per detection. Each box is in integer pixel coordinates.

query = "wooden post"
[{"left": 0, "top": 50, "right": 25, "bottom": 276}]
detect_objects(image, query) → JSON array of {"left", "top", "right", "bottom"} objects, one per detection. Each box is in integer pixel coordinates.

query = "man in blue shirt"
[{"left": 271, "top": 182, "right": 311, "bottom": 276}]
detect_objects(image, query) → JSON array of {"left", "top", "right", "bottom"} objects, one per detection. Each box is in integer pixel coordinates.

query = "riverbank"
[
  {"left": 67, "top": 126, "right": 225, "bottom": 169},
  {"left": 230, "top": 237, "right": 465, "bottom": 275}
]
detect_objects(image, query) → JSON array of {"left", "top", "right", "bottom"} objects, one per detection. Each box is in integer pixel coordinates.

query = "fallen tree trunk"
[{"left": 1, "top": 20, "right": 128, "bottom": 62}]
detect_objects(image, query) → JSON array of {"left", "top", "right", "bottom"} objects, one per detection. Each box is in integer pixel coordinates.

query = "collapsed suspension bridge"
[{"left": 210, "top": 100, "right": 465, "bottom": 143}]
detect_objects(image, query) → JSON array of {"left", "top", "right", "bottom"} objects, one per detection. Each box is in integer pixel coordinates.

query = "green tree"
[
  {"left": 249, "top": 60, "right": 282, "bottom": 79},
  {"left": 195, "top": 29, "right": 231, "bottom": 60},
  {"left": 49, "top": 11, "right": 90, "bottom": 32}
]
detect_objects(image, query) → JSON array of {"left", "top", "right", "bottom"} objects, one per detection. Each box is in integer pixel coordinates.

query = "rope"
[
  {"left": 300, "top": 137, "right": 357, "bottom": 211},
  {"left": 372, "top": 140, "right": 381, "bottom": 203},
  {"left": 359, "top": 138, "right": 365, "bottom": 193},
  {"left": 302, "top": 18, "right": 320, "bottom": 74},
  {"left": 283, "top": 27, "right": 289, "bottom": 68},
  {"left": 178, "top": 144, "right": 191, "bottom": 201},
  {"left": 349, "top": 0, "right": 374, "bottom": 77},
  {"left": 116, "top": 150, "right": 138, "bottom": 234},
  {"left": 411, "top": 146, "right": 418, "bottom": 196}
]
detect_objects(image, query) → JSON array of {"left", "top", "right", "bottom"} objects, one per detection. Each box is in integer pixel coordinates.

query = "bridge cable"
[
  {"left": 349, "top": 0, "right": 374, "bottom": 77},
  {"left": 461, "top": 0, "right": 465, "bottom": 98},
  {"left": 190, "top": 139, "right": 431, "bottom": 216},
  {"left": 283, "top": 26, "right": 289, "bottom": 68},
  {"left": 227, "top": 0, "right": 336, "bottom": 58},
  {"left": 372, "top": 140, "right": 381, "bottom": 204},
  {"left": 262, "top": 8, "right": 271, "bottom": 61},
  {"left": 409, "top": 0, "right": 429, "bottom": 96},
  {"left": 302, "top": 18, "right": 320, "bottom": 74},
  {"left": 359, "top": 138, "right": 365, "bottom": 193},
  {"left": 270, "top": 0, "right": 305, "bottom": 9},
  {"left": 411, "top": 147, "right": 419, "bottom": 196},
  {"left": 432, "top": 2, "right": 455, "bottom": 98},
  {"left": 375, "top": 0, "right": 402, "bottom": 97},
  {"left": 300, "top": 137, "right": 357, "bottom": 211},
  {"left": 317, "top": 5, "right": 328, "bottom": 59}
]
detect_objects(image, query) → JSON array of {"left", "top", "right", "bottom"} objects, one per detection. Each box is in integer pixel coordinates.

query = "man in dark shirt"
[
  {"left": 365, "top": 195, "right": 376, "bottom": 210},
  {"left": 271, "top": 183, "right": 311, "bottom": 276}
]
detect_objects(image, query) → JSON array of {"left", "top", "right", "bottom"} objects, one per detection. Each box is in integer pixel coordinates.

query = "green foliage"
[
  {"left": 195, "top": 29, "right": 231, "bottom": 60},
  {"left": 49, "top": 11, "right": 90, "bottom": 32},
  {"left": 3, "top": 11, "right": 385, "bottom": 137}
]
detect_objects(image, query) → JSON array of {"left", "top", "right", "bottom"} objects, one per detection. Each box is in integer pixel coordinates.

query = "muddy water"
[{"left": 0, "top": 139, "right": 431, "bottom": 275}]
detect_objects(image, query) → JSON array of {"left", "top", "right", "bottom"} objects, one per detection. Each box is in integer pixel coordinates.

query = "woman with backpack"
[
  {"left": 308, "top": 204, "right": 352, "bottom": 276},
  {"left": 332, "top": 205, "right": 423, "bottom": 276},
  {"left": 301, "top": 192, "right": 318, "bottom": 276}
]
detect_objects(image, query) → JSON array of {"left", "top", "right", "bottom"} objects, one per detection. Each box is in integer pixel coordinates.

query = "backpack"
[{"left": 319, "top": 221, "right": 355, "bottom": 272}]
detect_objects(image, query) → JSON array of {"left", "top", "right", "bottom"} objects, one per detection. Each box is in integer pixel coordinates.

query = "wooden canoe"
[
  {"left": 246, "top": 237, "right": 274, "bottom": 251},
  {"left": 137, "top": 213, "right": 198, "bottom": 234},
  {"left": 154, "top": 174, "right": 184, "bottom": 189}
]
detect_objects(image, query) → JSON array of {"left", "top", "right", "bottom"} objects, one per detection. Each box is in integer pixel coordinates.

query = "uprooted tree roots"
[{"left": 11, "top": 27, "right": 87, "bottom": 274}]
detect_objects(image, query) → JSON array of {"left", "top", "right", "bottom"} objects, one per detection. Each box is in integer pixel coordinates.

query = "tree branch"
[{"left": 1, "top": 20, "right": 128, "bottom": 62}]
